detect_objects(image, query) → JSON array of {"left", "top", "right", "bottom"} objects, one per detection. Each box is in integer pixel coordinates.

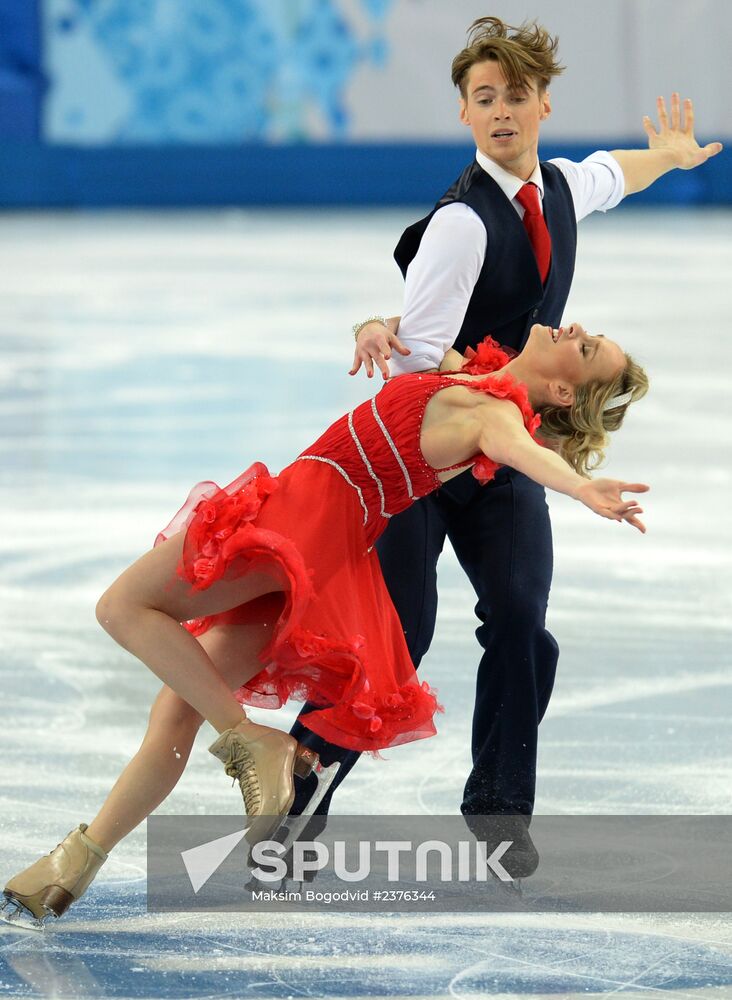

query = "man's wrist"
[
  {"left": 352, "top": 316, "right": 387, "bottom": 342},
  {"left": 653, "top": 147, "right": 681, "bottom": 171}
]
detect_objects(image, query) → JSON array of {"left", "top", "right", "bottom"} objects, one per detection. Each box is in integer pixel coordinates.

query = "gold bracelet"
[{"left": 352, "top": 315, "right": 387, "bottom": 342}]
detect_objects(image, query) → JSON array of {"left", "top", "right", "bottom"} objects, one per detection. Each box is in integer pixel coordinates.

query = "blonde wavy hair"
[{"left": 537, "top": 354, "right": 649, "bottom": 476}]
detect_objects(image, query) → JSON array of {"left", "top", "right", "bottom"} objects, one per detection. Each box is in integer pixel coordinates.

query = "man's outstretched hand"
[{"left": 643, "top": 94, "right": 723, "bottom": 170}]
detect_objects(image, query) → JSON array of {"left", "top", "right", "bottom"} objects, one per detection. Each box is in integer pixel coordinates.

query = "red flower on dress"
[
  {"left": 192, "top": 557, "right": 218, "bottom": 583},
  {"left": 457, "top": 336, "right": 542, "bottom": 485},
  {"left": 460, "top": 336, "right": 514, "bottom": 375},
  {"left": 351, "top": 701, "right": 376, "bottom": 719},
  {"left": 199, "top": 501, "right": 217, "bottom": 524}
]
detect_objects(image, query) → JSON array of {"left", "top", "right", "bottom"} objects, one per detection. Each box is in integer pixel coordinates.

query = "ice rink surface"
[{"left": 0, "top": 206, "right": 731, "bottom": 998}]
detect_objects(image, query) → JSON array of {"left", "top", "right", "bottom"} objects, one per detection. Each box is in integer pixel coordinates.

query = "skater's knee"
[
  {"left": 96, "top": 586, "right": 126, "bottom": 636},
  {"left": 513, "top": 593, "right": 549, "bottom": 632},
  {"left": 96, "top": 585, "right": 142, "bottom": 648},
  {"left": 475, "top": 585, "right": 556, "bottom": 668},
  {"left": 493, "top": 579, "right": 551, "bottom": 632}
]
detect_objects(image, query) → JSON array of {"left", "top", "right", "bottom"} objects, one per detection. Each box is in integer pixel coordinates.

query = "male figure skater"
[{"left": 288, "top": 17, "right": 721, "bottom": 871}]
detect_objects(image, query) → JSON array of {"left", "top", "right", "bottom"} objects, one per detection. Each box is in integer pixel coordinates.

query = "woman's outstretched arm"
[{"left": 477, "top": 402, "right": 649, "bottom": 532}]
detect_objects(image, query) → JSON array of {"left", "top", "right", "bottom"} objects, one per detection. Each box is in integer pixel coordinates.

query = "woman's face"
[{"left": 525, "top": 321, "right": 626, "bottom": 388}]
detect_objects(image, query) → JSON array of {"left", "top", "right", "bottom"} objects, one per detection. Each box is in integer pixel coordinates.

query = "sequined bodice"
[{"left": 295, "top": 340, "right": 539, "bottom": 547}]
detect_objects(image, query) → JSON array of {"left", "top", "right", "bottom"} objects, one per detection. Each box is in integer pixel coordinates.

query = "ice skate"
[
  {"left": 465, "top": 814, "right": 537, "bottom": 897},
  {"left": 1, "top": 824, "right": 107, "bottom": 931},
  {"left": 208, "top": 718, "right": 324, "bottom": 845},
  {"left": 268, "top": 761, "right": 342, "bottom": 856}
]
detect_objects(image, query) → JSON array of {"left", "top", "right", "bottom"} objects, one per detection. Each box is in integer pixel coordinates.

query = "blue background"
[{"left": 0, "top": 0, "right": 728, "bottom": 207}]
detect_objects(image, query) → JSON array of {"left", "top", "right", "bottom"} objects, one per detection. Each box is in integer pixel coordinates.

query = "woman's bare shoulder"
[{"left": 437, "top": 376, "right": 523, "bottom": 414}]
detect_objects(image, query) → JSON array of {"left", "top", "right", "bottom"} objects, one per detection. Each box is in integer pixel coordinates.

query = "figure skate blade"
[
  {"left": 0, "top": 896, "right": 48, "bottom": 933},
  {"left": 253, "top": 761, "right": 341, "bottom": 856}
]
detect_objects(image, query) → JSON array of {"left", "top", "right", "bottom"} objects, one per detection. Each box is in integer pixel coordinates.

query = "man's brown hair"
[{"left": 451, "top": 17, "right": 565, "bottom": 98}]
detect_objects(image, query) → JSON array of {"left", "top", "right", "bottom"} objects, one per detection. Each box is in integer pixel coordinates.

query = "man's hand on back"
[{"left": 349, "top": 317, "right": 410, "bottom": 380}]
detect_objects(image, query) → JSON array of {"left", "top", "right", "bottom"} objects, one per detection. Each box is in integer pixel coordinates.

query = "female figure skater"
[{"left": 2, "top": 321, "right": 648, "bottom": 926}]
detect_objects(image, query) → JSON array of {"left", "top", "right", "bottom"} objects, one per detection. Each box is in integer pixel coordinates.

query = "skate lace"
[{"left": 224, "top": 745, "right": 262, "bottom": 814}]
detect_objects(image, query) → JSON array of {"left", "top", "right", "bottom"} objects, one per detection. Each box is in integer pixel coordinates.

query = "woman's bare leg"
[
  {"left": 2, "top": 545, "right": 296, "bottom": 921},
  {"left": 85, "top": 618, "right": 274, "bottom": 853},
  {"left": 84, "top": 688, "right": 201, "bottom": 854},
  {"left": 95, "top": 531, "right": 283, "bottom": 734}
]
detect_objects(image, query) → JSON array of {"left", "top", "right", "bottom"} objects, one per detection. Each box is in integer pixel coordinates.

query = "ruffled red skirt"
[{"left": 156, "top": 460, "right": 440, "bottom": 753}]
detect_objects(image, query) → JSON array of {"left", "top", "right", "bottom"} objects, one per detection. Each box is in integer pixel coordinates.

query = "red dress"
[{"left": 156, "top": 339, "right": 540, "bottom": 753}]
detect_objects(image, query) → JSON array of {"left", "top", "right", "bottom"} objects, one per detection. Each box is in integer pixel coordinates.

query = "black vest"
[{"left": 393, "top": 160, "right": 577, "bottom": 355}]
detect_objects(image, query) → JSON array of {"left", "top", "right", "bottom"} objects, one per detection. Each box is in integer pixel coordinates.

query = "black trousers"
[{"left": 288, "top": 466, "right": 559, "bottom": 818}]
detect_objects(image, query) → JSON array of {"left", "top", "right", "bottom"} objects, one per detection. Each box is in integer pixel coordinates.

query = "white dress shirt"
[{"left": 389, "top": 150, "right": 625, "bottom": 375}]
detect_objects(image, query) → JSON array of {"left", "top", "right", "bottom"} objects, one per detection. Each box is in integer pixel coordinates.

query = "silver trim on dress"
[
  {"left": 371, "top": 396, "right": 414, "bottom": 500},
  {"left": 348, "top": 410, "right": 391, "bottom": 519},
  {"left": 295, "top": 454, "right": 369, "bottom": 525}
]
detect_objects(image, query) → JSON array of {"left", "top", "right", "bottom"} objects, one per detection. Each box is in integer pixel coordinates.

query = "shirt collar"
[{"left": 475, "top": 149, "right": 544, "bottom": 203}]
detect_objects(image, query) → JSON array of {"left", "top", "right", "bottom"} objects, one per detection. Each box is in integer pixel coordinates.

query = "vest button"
[{"left": 532, "top": 308, "right": 539, "bottom": 318}]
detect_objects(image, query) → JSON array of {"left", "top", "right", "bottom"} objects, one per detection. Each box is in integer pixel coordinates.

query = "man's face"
[{"left": 458, "top": 60, "right": 551, "bottom": 179}]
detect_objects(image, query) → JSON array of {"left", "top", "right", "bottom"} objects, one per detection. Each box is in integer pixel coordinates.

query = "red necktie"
[{"left": 516, "top": 182, "right": 552, "bottom": 283}]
